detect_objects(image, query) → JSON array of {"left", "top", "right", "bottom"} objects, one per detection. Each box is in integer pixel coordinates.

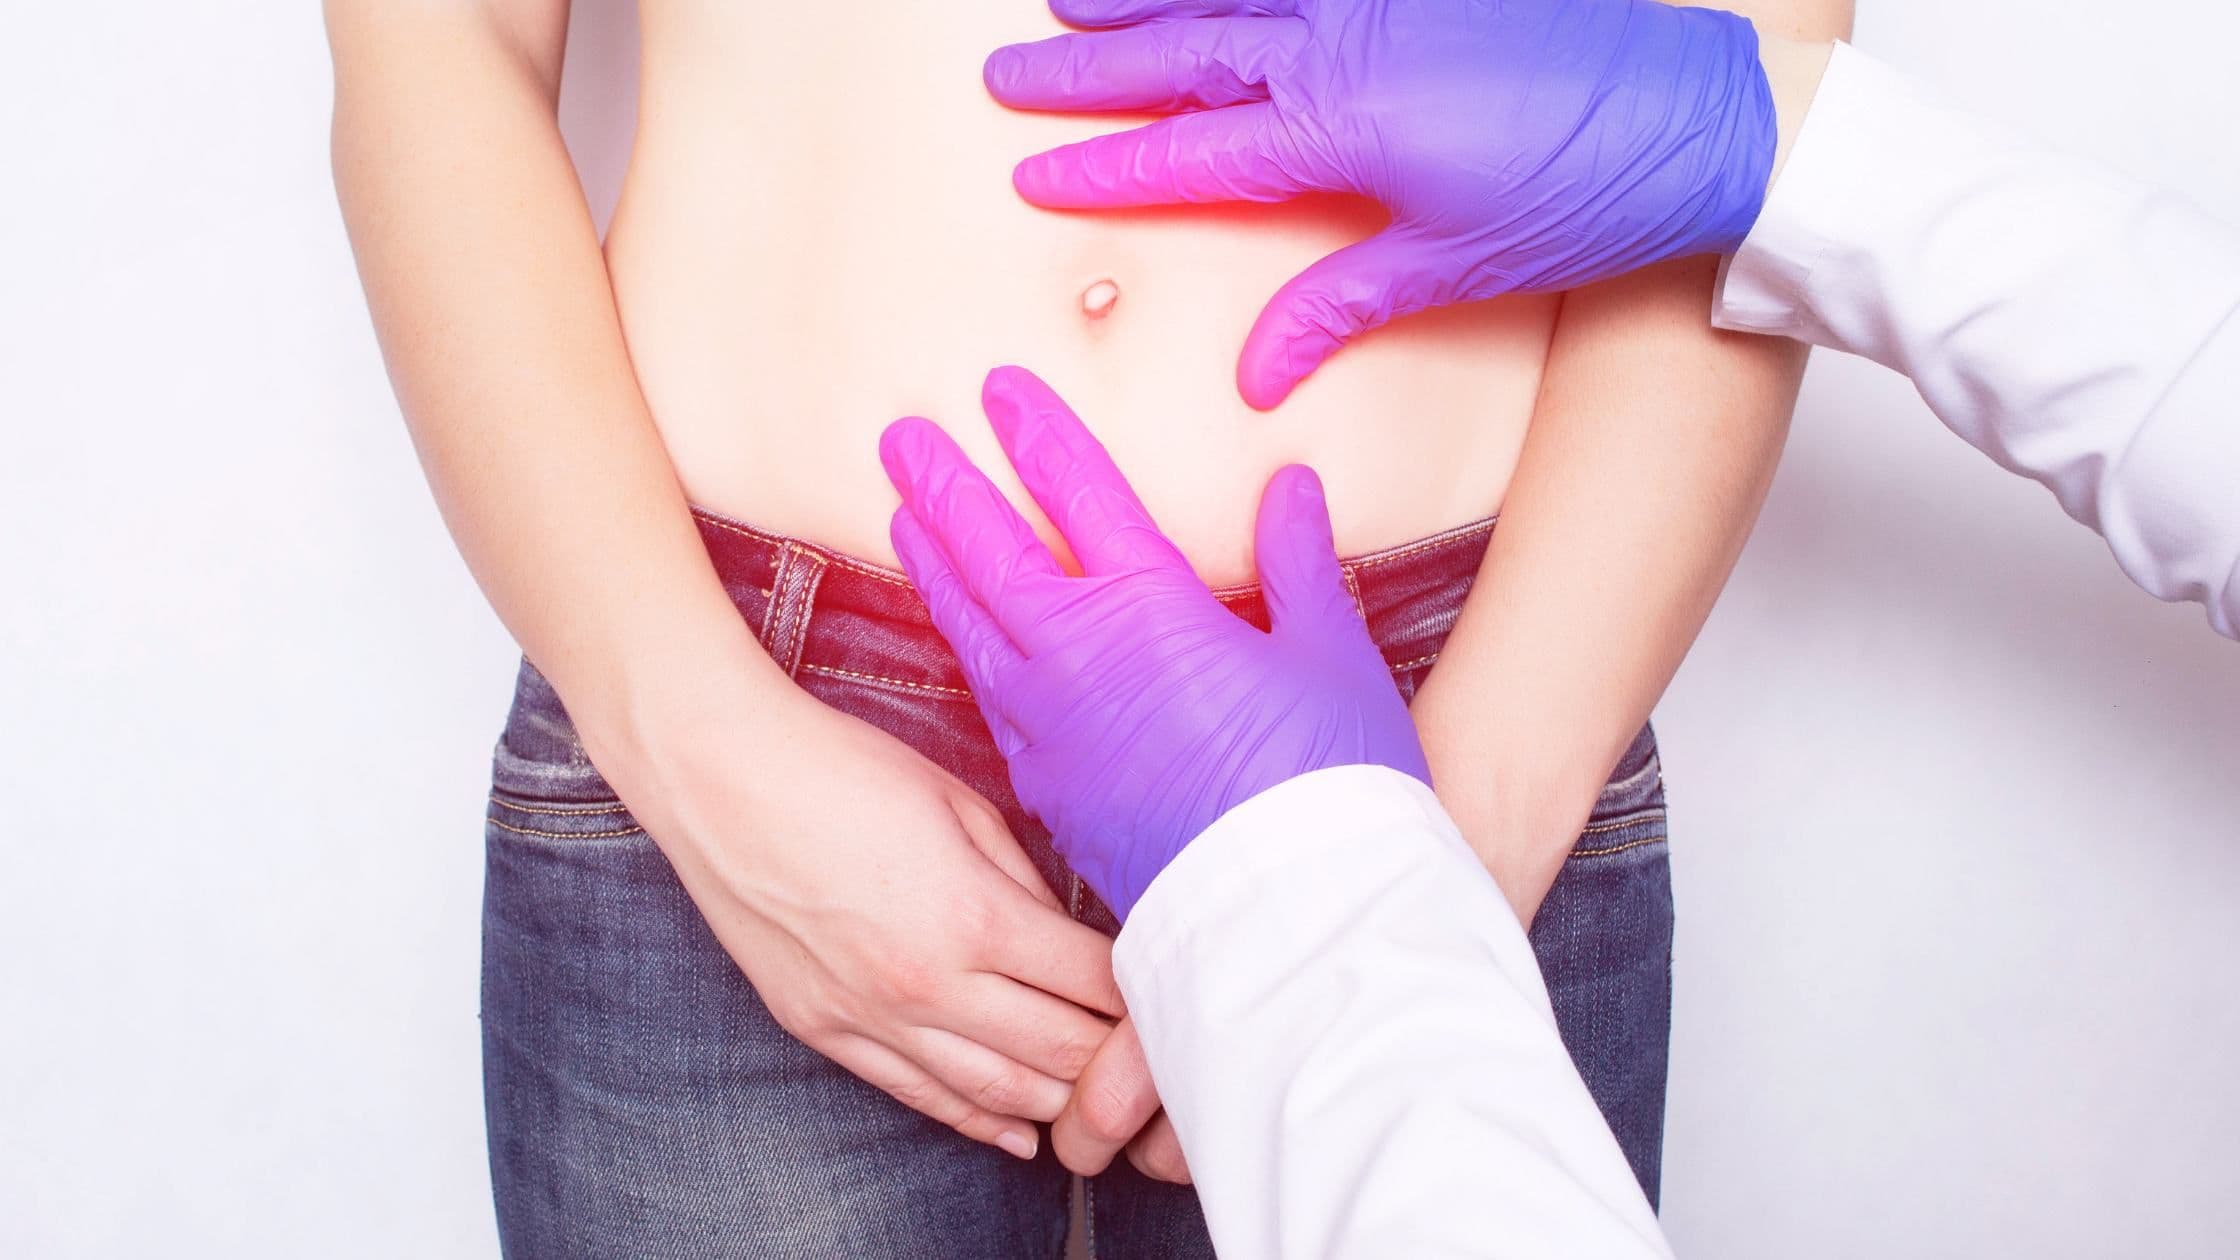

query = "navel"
[{"left": 1080, "top": 278, "right": 1121, "bottom": 321}]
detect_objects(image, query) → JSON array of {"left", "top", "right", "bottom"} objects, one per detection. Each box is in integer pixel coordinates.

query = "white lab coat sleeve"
[
  {"left": 1715, "top": 42, "right": 2240, "bottom": 638},
  {"left": 1112, "top": 765, "right": 1674, "bottom": 1260}
]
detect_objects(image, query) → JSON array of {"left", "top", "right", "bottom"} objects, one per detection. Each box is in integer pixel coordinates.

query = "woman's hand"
[
  {"left": 1053, "top": 1015, "right": 1194, "bottom": 1184},
  {"left": 595, "top": 683, "right": 1128, "bottom": 1162}
]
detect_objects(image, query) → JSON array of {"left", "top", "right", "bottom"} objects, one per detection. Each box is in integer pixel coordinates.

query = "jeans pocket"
[
  {"left": 1573, "top": 723, "right": 1666, "bottom": 860},
  {"left": 486, "top": 791, "right": 645, "bottom": 842},
  {"left": 486, "top": 658, "right": 645, "bottom": 843}
]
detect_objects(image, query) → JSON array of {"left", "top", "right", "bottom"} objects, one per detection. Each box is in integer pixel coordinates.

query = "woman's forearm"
[
  {"left": 1413, "top": 256, "right": 1805, "bottom": 921},
  {"left": 326, "top": 13, "right": 1149, "bottom": 1161},
  {"left": 1414, "top": 0, "right": 1850, "bottom": 924},
  {"left": 326, "top": 2, "right": 783, "bottom": 781}
]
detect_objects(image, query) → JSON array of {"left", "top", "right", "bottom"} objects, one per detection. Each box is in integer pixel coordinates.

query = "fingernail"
[{"left": 998, "top": 1129, "right": 1039, "bottom": 1161}]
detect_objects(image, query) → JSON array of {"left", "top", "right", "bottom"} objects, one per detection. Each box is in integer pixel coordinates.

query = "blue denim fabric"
[{"left": 481, "top": 508, "right": 1674, "bottom": 1258}]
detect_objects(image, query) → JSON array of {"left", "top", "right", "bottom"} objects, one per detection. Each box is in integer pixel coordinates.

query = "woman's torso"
[{"left": 608, "top": 1, "right": 1559, "bottom": 584}]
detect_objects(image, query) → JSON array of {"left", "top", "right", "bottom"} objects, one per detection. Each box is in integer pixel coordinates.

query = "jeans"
[{"left": 481, "top": 507, "right": 1675, "bottom": 1259}]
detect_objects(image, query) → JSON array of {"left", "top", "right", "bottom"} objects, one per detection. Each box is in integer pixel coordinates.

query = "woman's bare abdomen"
[{"left": 608, "top": 1, "right": 1555, "bottom": 584}]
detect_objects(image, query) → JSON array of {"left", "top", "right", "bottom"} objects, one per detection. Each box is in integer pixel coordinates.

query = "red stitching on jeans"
[
  {"left": 704, "top": 507, "right": 1498, "bottom": 706},
  {"left": 694, "top": 508, "right": 916, "bottom": 588},
  {"left": 798, "top": 662, "right": 973, "bottom": 697},
  {"left": 698, "top": 505, "right": 1494, "bottom": 598},
  {"left": 1344, "top": 517, "right": 1497, "bottom": 571}
]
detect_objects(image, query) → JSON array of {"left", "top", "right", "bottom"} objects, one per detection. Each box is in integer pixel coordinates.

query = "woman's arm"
[
  {"left": 1411, "top": 256, "right": 1804, "bottom": 920},
  {"left": 1413, "top": 0, "right": 1853, "bottom": 923},
  {"left": 326, "top": 0, "right": 763, "bottom": 751},
  {"left": 325, "top": 0, "right": 1123, "bottom": 1160}
]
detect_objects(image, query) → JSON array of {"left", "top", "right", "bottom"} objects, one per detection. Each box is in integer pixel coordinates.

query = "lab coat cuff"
[
  {"left": 1114, "top": 765, "right": 1513, "bottom": 1003},
  {"left": 1715, "top": 40, "right": 1907, "bottom": 340}
]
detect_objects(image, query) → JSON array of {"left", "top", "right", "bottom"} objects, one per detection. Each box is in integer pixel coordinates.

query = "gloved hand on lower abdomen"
[
  {"left": 985, "top": 0, "right": 1777, "bottom": 408},
  {"left": 880, "top": 365, "right": 1429, "bottom": 920}
]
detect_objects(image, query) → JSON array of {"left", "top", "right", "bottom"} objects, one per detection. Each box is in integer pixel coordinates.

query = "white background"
[{"left": 3, "top": 3, "right": 2235, "bottom": 1256}]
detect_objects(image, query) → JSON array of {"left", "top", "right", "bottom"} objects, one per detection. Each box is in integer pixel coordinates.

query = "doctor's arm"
[
  {"left": 1118, "top": 767, "right": 1675, "bottom": 1259},
  {"left": 1717, "top": 42, "right": 2240, "bottom": 638}
]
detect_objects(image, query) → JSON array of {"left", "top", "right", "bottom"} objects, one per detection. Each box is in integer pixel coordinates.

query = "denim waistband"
[{"left": 689, "top": 504, "right": 1497, "bottom": 698}]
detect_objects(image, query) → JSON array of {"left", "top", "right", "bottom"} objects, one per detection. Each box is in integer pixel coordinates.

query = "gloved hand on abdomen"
[
  {"left": 880, "top": 365, "right": 1428, "bottom": 919},
  {"left": 986, "top": 0, "right": 1777, "bottom": 407}
]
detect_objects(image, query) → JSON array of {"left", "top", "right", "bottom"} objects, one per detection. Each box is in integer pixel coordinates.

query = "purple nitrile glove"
[
  {"left": 985, "top": 0, "right": 1777, "bottom": 409},
  {"left": 880, "top": 366, "right": 1429, "bottom": 920}
]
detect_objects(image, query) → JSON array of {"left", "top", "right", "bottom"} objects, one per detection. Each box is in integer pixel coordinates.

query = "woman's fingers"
[
  {"left": 1051, "top": 1016, "right": 1164, "bottom": 1175},
  {"left": 948, "top": 971, "right": 1117, "bottom": 1083},
  {"left": 1012, "top": 102, "right": 1313, "bottom": 210},
  {"left": 903, "top": 1025, "right": 1075, "bottom": 1124},
  {"left": 984, "top": 877, "right": 1127, "bottom": 1018},
  {"left": 1126, "top": 1111, "right": 1193, "bottom": 1184},
  {"left": 985, "top": 19, "right": 1305, "bottom": 114},
  {"left": 954, "top": 789, "right": 1069, "bottom": 912},
  {"left": 822, "top": 1032, "right": 1042, "bottom": 1161},
  {"left": 948, "top": 787, "right": 1064, "bottom": 912},
  {"left": 982, "top": 366, "right": 1188, "bottom": 577}
]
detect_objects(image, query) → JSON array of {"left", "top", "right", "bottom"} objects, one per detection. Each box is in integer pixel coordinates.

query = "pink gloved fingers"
[
  {"left": 982, "top": 367, "right": 1189, "bottom": 577},
  {"left": 879, "top": 417, "right": 1067, "bottom": 640},
  {"left": 1236, "top": 230, "right": 1460, "bottom": 410},
  {"left": 889, "top": 506, "right": 1031, "bottom": 758},
  {"left": 1011, "top": 103, "right": 1310, "bottom": 209},
  {"left": 984, "top": 20, "right": 1303, "bottom": 114},
  {"left": 1252, "top": 464, "right": 1359, "bottom": 637},
  {"left": 1051, "top": 0, "right": 1301, "bottom": 26}
]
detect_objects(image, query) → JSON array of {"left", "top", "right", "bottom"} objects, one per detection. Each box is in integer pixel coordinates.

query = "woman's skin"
[
  {"left": 613, "top": 2, "right": 1551, "bottom": 581},
  {"left": 326, "top": 0, "right": 1850, "bottom": 1184}
]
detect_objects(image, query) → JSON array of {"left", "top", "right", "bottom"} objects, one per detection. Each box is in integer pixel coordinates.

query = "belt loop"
[
  {"left": 758, "top": 542, "right": 830, "bottom": 679},
  {"left": 1341, "top": 562, "right": 1368, "bottom": 623}
]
